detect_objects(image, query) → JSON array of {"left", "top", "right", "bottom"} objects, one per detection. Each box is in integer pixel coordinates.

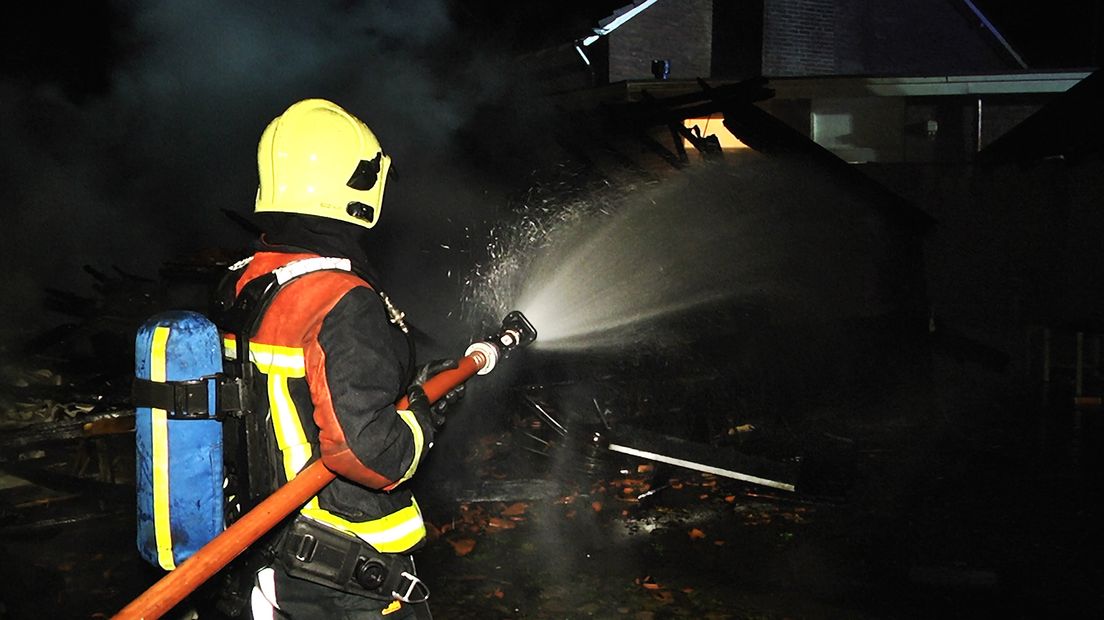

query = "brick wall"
[
  {"left": 761, "top": 0, "right": 837, "bottom": 76},
  {"left": 762, "top": 0, "right": 1015, "bottom": 78},
  {"left": 607, "top": 0, "right": 713, "bottom": 82}
]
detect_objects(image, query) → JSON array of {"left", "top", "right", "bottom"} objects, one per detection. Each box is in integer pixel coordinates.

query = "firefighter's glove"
[
  {"left": 405, "top": 385, "right": 445, "bottom": 430},
  {"left": 412, "top": 358, "right": 466, "bottom": 419},
  {"left": 413, "top": 358, "right": 458, "bottom": 386}
]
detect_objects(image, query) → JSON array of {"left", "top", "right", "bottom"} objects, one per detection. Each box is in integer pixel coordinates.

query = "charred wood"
[{"left": 0, "top": 410, "right": 134, "bottom": 453}]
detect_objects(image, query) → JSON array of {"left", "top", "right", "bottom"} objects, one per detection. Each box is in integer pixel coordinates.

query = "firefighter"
[{"left": 223, "top": 98, "right": 459, "bottom": 619}]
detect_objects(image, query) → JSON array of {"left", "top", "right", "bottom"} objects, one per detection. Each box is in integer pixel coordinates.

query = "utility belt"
[{"left": 276, "top": 515, "right": 429, "bottom": 603}]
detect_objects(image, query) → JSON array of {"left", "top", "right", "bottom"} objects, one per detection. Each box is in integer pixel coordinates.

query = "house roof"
[
  {"left": 953, "top": 0, "right": 1028, "bottom": 70},
  {"left": 977, "top": 68, "right": 1104, "bottom": 165},
  {"left": 589, "top": 77, "right": 937, "bottom": 232},
  {"left": 764, "top": 72, "right": 1090, "bottom": 99}
]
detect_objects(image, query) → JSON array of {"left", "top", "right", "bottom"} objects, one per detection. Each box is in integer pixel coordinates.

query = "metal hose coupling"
[
  {"left": 377, "top": 290, "right": 408, "bottom": 334},
  {"left": 464, "top": 311, "right": 537, "bottom": 375}
]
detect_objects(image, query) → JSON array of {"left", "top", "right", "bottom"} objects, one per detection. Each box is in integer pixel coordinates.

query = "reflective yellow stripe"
[
  {"left": 225, "top": 336, "right": 424, "bottom": 552},
  {"left": 150, "top": 326, "right": 176, "bottom": 570},
  {"left": 224, "top": 337, "right": 306, "bottom": 377},
  {"left": 222, "top": 336, "right": 237, "bottom": 360},
  {"left": 394, "top": 408, "right": 425, "bottom": 485},
  {"left": 250, "top": 343, "right": 306, "bottom": 377},
  {"left": 302, "top": 498, "right": 426, "bottom": 553},
  {"left": 268, "top": 373, "right": 313, "bottom": 480},
  {"left": 227, "top": 337, "right": 325, "bottom": 519},
  {"left": 381, "top": 601, "right": 403, "bottom": 615}
]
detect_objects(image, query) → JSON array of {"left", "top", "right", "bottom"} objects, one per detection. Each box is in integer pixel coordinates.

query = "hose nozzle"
[
  {"left": 464, "top": 310, "right": 537, "bottom": 375},
  {"left": 495, "top": 310, "right": 538, "bottom": 351}
]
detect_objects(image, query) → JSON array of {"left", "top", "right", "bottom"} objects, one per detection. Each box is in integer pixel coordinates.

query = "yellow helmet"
[{"left": 255, "top": 98, "right": 392, "bottom": 229}]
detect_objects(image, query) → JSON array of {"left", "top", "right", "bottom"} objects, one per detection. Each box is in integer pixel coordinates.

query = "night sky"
[
  {"left": 0, "top": 1, "right": 1101, "bottom": 346},
  {"left": 972, "top": 0, "right": 1102, "bottom": 68}
]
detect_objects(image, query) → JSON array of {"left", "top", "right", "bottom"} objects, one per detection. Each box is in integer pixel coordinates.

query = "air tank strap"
[{"left": 131, "top": 374, "right": 247, "bottom": 420}]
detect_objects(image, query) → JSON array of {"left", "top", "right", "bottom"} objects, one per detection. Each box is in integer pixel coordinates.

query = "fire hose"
[{"left": 114, "top": 311, "right": 536, "bottom": 620}]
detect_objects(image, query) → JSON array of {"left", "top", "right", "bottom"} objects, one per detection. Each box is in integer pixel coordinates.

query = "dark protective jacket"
[{"left": 225, "top": 249, "right": 435, "bottom": 554}]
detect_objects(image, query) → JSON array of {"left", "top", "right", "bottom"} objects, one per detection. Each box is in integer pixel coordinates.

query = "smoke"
[{"left": 0, "top": 0, "right": 526, "bottom": 348}]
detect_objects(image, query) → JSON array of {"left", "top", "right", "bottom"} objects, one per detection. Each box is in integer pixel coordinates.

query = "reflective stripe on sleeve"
[{"left": 390, "top": 408, "right": 426, "bottom": 488}]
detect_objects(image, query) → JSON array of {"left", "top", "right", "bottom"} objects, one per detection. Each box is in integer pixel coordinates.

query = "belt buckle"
[{"left": 294, "top": 534, "right": 317, "bottom": 562}]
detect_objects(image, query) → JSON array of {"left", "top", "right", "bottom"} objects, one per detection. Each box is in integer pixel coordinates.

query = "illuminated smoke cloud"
[{"left": 0, "top": 1, "right": 520, "bottom": 346}]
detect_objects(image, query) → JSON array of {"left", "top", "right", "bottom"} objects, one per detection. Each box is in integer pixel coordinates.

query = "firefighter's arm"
[{"left": 307, "top": 286, "right": 435, "bottom": 490}]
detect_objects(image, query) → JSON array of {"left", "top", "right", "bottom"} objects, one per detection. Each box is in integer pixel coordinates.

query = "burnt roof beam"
[{"left": 607, "top": 76, "right": 774, "bottom": 128}]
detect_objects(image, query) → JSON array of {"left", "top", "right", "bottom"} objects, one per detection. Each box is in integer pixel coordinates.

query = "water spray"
[{"left": 114, "top": 312, "right": 537, "bottom": 620}]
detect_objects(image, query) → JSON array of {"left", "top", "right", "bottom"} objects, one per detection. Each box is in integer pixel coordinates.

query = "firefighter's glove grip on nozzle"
[{"left": 410, "top": 358, "right": 464, "bottom": 428}]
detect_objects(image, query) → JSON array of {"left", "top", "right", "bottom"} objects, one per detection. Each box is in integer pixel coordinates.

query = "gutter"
[
  {"left": 575, "top": 0, "right": 660, "bottom": 68},
  {"left": 764, "top": 72, "right": 1092, "bottom": 99}
]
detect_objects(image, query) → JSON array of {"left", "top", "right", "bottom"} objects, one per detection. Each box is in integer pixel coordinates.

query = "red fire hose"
[{"left": 113, "top": 351, "right": 490, "bottom": 620}]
